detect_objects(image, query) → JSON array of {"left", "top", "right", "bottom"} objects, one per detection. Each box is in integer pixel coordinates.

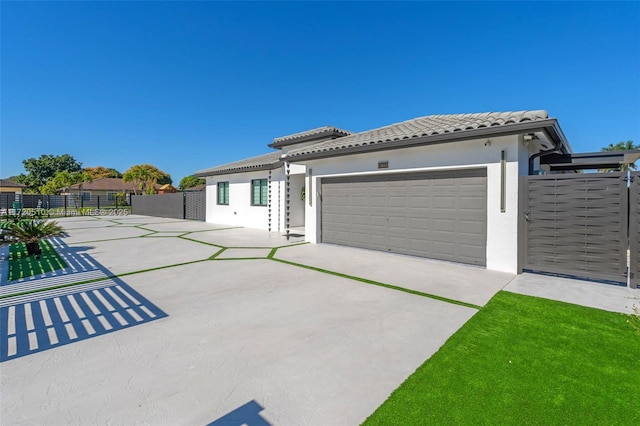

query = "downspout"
[{"left": 528, "top": 137, "right": 563, "bottom": 175}]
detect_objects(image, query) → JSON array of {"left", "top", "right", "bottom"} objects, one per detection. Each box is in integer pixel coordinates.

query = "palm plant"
[
  {"left": 123, "top": 164, "right": 168, "bottom": 195},
  {"left": 8, "top": 220, "right": 66, "bottom": 258}
]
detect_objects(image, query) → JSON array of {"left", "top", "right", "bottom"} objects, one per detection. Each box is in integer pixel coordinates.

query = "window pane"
[
  {"left": 260, "top": 180, "right": 268, "bottom": 205},
  {"left": 253, "top": 180, "right": 260, "bottom": 205},
  {"left": 251, "top": 179, "right": 268, "bottom": 206},
  {"left": 218, "top": 182, "right": 229, "bottom": 205}
]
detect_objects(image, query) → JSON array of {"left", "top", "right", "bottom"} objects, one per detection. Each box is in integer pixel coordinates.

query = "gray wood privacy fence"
[
  {"left": 630, "top": 172, "right": 639, "bottom": 288},
  {"left": 130, "top": 191, "right": 205, "bottom": 221},
  {"left": 521, "top": 172, "right": 638, "bottom": 288}
]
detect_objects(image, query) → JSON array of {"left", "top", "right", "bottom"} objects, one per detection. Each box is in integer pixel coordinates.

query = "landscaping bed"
[{"left": 7, "top": 240, "right": 67, "bottom": 282}]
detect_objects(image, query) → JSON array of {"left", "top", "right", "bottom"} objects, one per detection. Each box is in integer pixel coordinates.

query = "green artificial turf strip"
[
  {"left": 8, "top": 240, "right": 68, "bottom": 281},
  {"left": 271, "top": 257, "right": 481, "bottom": 310},
  {"left": 364, "top": 291, "right": 640, "bottom": 425}
]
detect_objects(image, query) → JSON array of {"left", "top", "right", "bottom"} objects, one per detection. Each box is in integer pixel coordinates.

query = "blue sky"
[{"left": 2, "top": 1, "right": 639, "bottom": 183}]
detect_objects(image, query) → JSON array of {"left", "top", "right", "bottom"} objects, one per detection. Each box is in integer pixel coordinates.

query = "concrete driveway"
[{"left": 1, "top": 215, "right": 513, "bottom": 425}]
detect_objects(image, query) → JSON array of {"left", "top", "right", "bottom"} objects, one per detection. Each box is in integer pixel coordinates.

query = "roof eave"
[
  {"left": 545, "top": 119, "right": 572, "bottom": 154},
  {"left": 287, "top": 119, "right": 563, "bottom": 162},
  {"left": 269, "top": 129, "right": 351, "bottom": 148},
  {"left": 193, "top": 161, "right": 283, "bottom": 177}
]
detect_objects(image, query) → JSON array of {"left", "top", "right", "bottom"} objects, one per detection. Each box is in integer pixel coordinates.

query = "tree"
[
  {"left": 83, "top": 166, "right": 122, "bottom": 179},
  {"left": 15, "top": 154, "right": 82, "bottom": 193},
  {"left": 157, "top": 172, "right": 172, "bottom": 185},
  {"left": 38, "top": 180, "right": 60, "bottom": 195},
  {"left": 47, "top": 171, "right": 92, "bottom": 193},
  {"left": 601, "top": 140, "right": 639, "bottom": 172},
  {"left": 122, "top": 164, "right": 170, "bottom": 195},
  {"left": 8, "top": 220, "right": 66, "bottom": 258},
  {"left": 178, "top": 175, "right": 205, "bottom": 189},
  {"left": 47, "top": 171, "right": 75, "bottom": 195},
  {"left": 37, "top": 171, "right": 93, "bottom": 209}
]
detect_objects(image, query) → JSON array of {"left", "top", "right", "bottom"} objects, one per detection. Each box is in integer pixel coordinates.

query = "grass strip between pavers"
[
  {"left": 178, "top": 235, "right": 226, "bottom": 248},
  {"left": 8, "top": 240, "right": 68, "bottom": 282},
  {"left": 364, "top": 291, "right": 640, "bottom": 425},
  {"left": 271, "top": 257, "right": 481, "bottom": 310},
  {"left": 0, "top": 258, "right": 210, "bottom": 300}
]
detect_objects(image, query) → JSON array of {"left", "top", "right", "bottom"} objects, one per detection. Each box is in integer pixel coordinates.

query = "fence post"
[{"left": 183, "top": 192, "right": 187, "bottom": 219}]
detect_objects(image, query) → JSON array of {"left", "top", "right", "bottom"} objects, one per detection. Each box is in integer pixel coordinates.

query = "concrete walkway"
[
  {"left": 2, "top": 214, "right": 637, "bottom": 425},
  {"left": 0, "top": 215, "right": 480, "bottom": 425},
  {"left": 505, "top": 272, "right": 639, "bottom": 314},
  {"left": 275, "top": 243, "right": 514, "bottom": 307}
]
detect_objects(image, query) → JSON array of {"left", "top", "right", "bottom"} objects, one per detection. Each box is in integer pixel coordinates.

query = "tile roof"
[
  {"left": 0, "top": 179, "right": 26, "bottom": 188},
  {"left": 285, "top": 110, "right": 551, "bottom": 159},
  {"left": 271, "top": 126, "right": 352, "bottom": 147},
  {"left": 193, "top": 151, "right": 282, "bottom": 177}
]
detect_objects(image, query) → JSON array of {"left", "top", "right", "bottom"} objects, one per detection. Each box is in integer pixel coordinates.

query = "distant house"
[
  {"left": 0, "top": 179, "right": 26, "bottom": 195},
  {"left": 182, "top": 184, "right": 206, "bottom": 192},
  {"left": 158, "top": 184, "right": 178, "bottom": 194},
  {"left": 0, "top": 179, "right": 27, "bottom": 209},
  {"left": 66, "top": 177, "right": 161, "bottom": 202}
]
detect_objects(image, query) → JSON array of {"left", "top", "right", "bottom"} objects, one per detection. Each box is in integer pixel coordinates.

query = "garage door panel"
[
  {"left": 369, "top": 196, "right": 386, "bottom": 207},
  {"left": 433, "top": 240, "right": 456, "bottom": 256},
  {"left": 352, "top": 232, "right": 371, "bottom": 245},
  {"left": 388, "top": 235, "right": 408, "bottom": 249},
  {"left": 433, "top": 217, "right": 455, "bottom": 231},
  {"left": 388, "top": 215, "right": 408, "bottom": 227},
  {"left": 409, "top": 238, "right": 431, "bottom": 251},
  {"left": 389, "top": 196, "right": 407, "bottom": 208},
  {"left": 367, "top": 215, "right": 386, "bottom": 226},
  {"left": 321, "top": 169, "right": 486, "bottom": 266},
  {"left": 352, "top": 195, "right": 368, "bottom": 207},
  {"left": 409, "top": 197, "right": 430, "bottom": 208},
  {"left": 434, "top": 196, "right": 456, "bottom": 209},
  {"left": 350, "top": 214, "right": 368, "bottom": 225},
  {"left": 460, "top": 196, "right": 484, "bottom": 209},
  {"left": 460, "top": 220, "right": 484, "bottom": 234}
]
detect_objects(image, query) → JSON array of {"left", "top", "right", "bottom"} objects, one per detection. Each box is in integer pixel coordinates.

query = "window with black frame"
[
  {"left": 251, "top": 179, "right": 268, "bottom": 206},
  {"left": 217, "top": 182, "right": 229, "bottom": 205}
]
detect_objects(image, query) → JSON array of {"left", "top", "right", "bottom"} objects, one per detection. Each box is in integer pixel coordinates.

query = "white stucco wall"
[
  {"left": 300, "top": 135, "right": 530, "bottom": 274},
  {"left": 205, "top": 167, "right": 306, "bottom": 232},
  {"left": 206, "top": 170, "right": 285, "bottom": 231},
  {"left": 288, "top": 174, "right": 306, "bottom": 227}
]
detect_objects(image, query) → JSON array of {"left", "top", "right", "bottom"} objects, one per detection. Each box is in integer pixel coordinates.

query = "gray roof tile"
[
  {"left": 0, "top": 179, "right": 26, "bottom": 188},
  {"left": 271, "top": 126, "right": 352, "bottom": 146},
  {"left": 194, "top": 151, "right": 282, "bottom": 177},
  {"left": 285, "top": 110, "right": 550, "bottom": 158}
]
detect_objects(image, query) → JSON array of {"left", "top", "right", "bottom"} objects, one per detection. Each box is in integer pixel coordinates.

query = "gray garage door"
[{"left": 321, "top": 169, "right": 487, "bottom": 266}]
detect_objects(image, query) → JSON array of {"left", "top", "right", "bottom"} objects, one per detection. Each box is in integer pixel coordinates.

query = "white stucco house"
[{"left": 194, "top": 110, "right": 572, "bottom": 274}]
